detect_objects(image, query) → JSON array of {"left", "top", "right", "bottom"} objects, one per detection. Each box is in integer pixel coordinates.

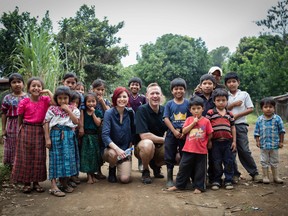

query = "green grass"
[{"left": 247, "top": 112, "right": 258, "bottom": 125}]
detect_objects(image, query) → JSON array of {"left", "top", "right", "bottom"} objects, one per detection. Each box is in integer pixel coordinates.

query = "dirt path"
[{"left": 1, "top": 124, "right": 288, "bottom": 216}]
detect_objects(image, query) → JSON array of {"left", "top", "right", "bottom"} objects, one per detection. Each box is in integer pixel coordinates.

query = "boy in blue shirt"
[
  {"left": 164, "top": 78, "right": 191, "bottom": 187},
  {"left": 254, "top": 97, "right": 285, "bottom": 184},
  {"left": 225, "top": 72, "right": 262, "bottom": 183}
]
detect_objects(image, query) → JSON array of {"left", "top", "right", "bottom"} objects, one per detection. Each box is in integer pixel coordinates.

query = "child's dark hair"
[
  {"left": 128, "top": 77, "right": 142, "bottom": 88},
  {"left": 53, "top": 86, "right": 72, "bottom": 106},
  {"left": 200, "top": 74, "right": 216, "bottom": 85},
  {"left": 76, "top": 81, "right": 85, "bottom": 89},
  {"left": 62, "top": 72, "right": 78, "bottom": 82},
  {"left": 260, "top": 97, "right": 276, "bottom": 109},
  {"left": 189, "top": 96, "right": 204, "bottom": 108},
  {"left": 92, "top": 78, "right": 106, "bottom": 89},
  {"left": 170, "top": 78, "right": 187, "bottom": 91},
  {"left": 224, "top": 72, "right": 239, "bottom": 84},
  {"left": 212, "top": 88, "right": 229, "bottom": 101},
  {"left": 9, "top": 73, "right": 24, "bottom": 86},
  {"left": 84, "top": 92, "right": 97, "bottom": 106},
  {"left": 27, "top": 77, "right": 44, "bottom": 92},
  {"left": 71, "top": 91, "right": 81, "bottom": 109}
]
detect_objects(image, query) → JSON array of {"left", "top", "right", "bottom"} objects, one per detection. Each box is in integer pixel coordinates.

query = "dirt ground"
[{"left": 1, "top": 124, "right": 288, "bottom": 216}]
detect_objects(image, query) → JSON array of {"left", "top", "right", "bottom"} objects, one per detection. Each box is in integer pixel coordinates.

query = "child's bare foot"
[
  {"left": 193, "top": 189, "right": 201, "bottom": 194},
  {"left": 87, "top": 174, "right": 94, "bottom": 184},
  {"left": 92, "top": 176, "right": 99, "bottom": 183},
  {"left": 166, "top": 186, "right": 178, "bottom": 191}
]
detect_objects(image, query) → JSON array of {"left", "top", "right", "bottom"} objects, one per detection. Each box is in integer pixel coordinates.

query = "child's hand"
[
  {"left": 40, "top": 89, "right": 52, "bottom": 95},
  {"left": 173, "top": 129, "right": 182, "bottom": 139},
  {"left": 207, "top": 140, "right": 212, "bottom": 149},
  {"left": 97, "top": 95, "right": 104, "bottom": 103},
  {"left": 79, "top": 127, "right": 84, "bottom": 137},
  {"left": 61, "top": 104, "right": 70, "bottom": 112},
  {"left": 46, "top": 139, "right": 52, "bottom": 149},
  {"left": 233, "top": 100, "right": 242, "bottom": 107},
  {"left": 90, "top": 106, "right": 95, "bottom": 112},
  {"left": 193, "top": 117, "right": 199, "bottom": 124},
  {"left": 231, "top": 141, "right": 237, "bottom": 152},
  {"left": 256, "top": 141, "right": 260, "bottom": 148},
  {"left": 279, "top": 142, "right": 284, "bottom": 148}
]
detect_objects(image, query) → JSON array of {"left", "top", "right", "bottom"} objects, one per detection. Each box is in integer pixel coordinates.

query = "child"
[
  {"left": 254, "top": 97, "right": 285, "bottom": 184},
  {"left": 128, "top": 77, "right": 146, "bottom": 172},
  {"left": 225, "top": 72, "right": 262, "bottom": 183},
  {"left": 12, "top": 77, "right": 53, "bottom": 193},
  {"left": 194, "top": 74, "right": 216, "bottom": 184},
  {"left": 206, "top": 88, "right": 237, "bottom": 190},
  {"left": 167, "top": 96, "right": 213, "bottom": 193},
  {"left": 1, "top": 73, "right": 28, "bottom": 168},
  {"left": 75, "top": 82, "right": 85, "bottom": 95},
  {"left": 80, "top": 93, "right": 102, "bottom": 184},
  {"left": 44, "top": 86, "right": 80, "bottom": 197},
  {"left": 128, "top": 77, "right": 146, "bottom": 113},
  {"left": 91, "top": 78, "right": 111, "bottom": 179},
  {"left": 164, "top": 78, "right": 191, "bottom": 187},
  {"left": 62, "top": 73, "right": 82, "bottom": 185}
]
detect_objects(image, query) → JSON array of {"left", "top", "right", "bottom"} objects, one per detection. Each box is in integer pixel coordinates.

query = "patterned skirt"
[
  {"left": 80, "top": 133, "right": 101, "bottom": 173},
  {"left": 48, "top": 125, "right": 79, "bottom": 179},
  {"left": 12, "top": 123, "right": 47, "bottom": 183},
  {"left": 3, "top": 117, "right": 18, "bottom": 165}
]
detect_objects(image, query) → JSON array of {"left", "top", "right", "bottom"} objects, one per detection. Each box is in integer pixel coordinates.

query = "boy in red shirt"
[{"left": 167, "top": 96, "right": 213, "bottom": 194}]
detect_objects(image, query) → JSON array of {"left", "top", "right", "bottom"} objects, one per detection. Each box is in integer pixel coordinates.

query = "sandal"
[
  {"left": 63, "top": 186, "right": 74, "bottom": 193},
  {"left": 33, "top": 184, "right": 45, "bottom": 193},
  {"left": 49, "top": 189, "right": 65, "bottom": 197},
  {"left": 23, "top": 185, "right": 32, "bottom": 194}
]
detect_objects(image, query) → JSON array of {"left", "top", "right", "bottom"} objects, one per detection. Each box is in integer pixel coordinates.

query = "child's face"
[
  {"left": 86, "top": 96, "right": 97, "bottom": 109},
  {"left": 225, "top": 79, "right": 239, "bottom": 93},
  {"left": 212, "top": 71, "right": 222, "bottom": 83},
  {"left": 92, "top": 85, "right": 105, "bottom": 97},
  {"left": 57, "top": 94, "right": 69, "bottom": 106},
  {"left": 116, "top": 91, "right": 129, "bottom": 108},
  {"left": 63, "top": 77, "right": 77, "bottom": 90},
  {"left": 75, "top": 85, "right": 85, "bottom": 94},
  {"left": 200, "top": 80, "right": 215, "bottom": 95},
  {"left": 71, "top": 98, "right": 80, "bottom": 108},
  {"left": 129, "top": 82, "right": 141, "bottom": 94},
  {"left": 190, "top": 105, "right": 204, "bottom": 118},
  {"left": 214, "top": 96, "right": 228, "bottom": 110},
  {"left": 172, "top": 86, "right": 185, "bottom": 100},
  {"left": 262, "top": 104, "right": 275, "bottom": 118},
  {"left": 29, "top": 80, "right": 43, "bottom": 96},
  {"left": 10, "top": 78, "right": 24, "bottom": 94}
]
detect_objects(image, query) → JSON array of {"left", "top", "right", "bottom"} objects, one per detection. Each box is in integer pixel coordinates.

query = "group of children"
[{"left": 1, "top": 67, "right": 285, "bottom": 197}]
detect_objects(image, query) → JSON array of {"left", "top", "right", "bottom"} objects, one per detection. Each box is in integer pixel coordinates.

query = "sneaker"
[
  {"left": 225, "top": 182, "right": 234, "bottom": 190},
  {"left": 252, "top": 174, "right": 263, "bottom": 183},
  {"left": 142, "top": 169, "right": 152, "bottom": 184},
  {"left": 211, "top": 182, "right": 220, "bottom": 190}
]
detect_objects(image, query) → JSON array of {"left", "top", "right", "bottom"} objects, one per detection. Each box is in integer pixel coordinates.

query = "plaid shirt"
[{"left": 254, "top": 114, "right": 286, "bottom": 149}]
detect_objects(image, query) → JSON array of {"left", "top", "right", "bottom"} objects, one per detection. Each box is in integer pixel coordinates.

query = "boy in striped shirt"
[{"left": 206, "top": 88, "right": 237, "bottom": 190}]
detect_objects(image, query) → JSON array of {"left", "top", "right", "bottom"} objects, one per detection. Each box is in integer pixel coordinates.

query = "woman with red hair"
[{"left": 102, "top": 87, "right": 134, "bottom": 183}]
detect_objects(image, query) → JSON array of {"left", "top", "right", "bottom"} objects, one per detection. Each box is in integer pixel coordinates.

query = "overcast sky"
[{"left": 0, "top": 0, "right": 278, "bottom": 66}]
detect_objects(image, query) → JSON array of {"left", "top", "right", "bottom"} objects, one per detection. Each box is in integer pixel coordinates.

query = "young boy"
[
  {"left": 167, "top": 96, "right": 213, "bottom": 193},
  {"left": 254, "top": 97, "right": 285, "bottom": 184},
  {"left": 194, "top": 74, "right": 216, "bottom": 184},
  {"left": 128, "top": 77, "right": 146, "bottom": 113},
  {"left": 206, "top": 88, "right": 237, "bottom": 190},
  {"left": 164, "top": 78, "right": 191, "bottom": 187},
  {"left": 128, "top": 77, "right": 146, "bottom": 172},
  {"left": 225, "top": 72, "right": 262, "bottom": 183}
]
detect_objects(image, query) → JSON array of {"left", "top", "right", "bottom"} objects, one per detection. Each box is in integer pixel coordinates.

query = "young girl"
[
  {"left": 102, "top": 87, "right": 134, "bottom": 184},
  {"left": 12, "top": 77, "right": 53, "bottom": 193},
  {"left": 44, "top": 86, "right": 80, "bottom": 197},
  {"left": 1, "top": 73, "right": 28, "bottom": 168},
  {"left": 91, "top": 78, "right": 111, "bottom": 180},
  {"left": 80, "top": 93, "right": 102, "bottom": 184},
  {"left": 75, "top": 82, "right": 85, "bottom": 95},
  {"left": 62, "top": 73, "right": 82, "bottom": 185}
]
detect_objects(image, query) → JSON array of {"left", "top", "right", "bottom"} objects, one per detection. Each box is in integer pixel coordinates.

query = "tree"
[
  {"left": 255, "top": 0, "right": 288, "bottom": 44},
  {"left": 57, "top": 4, "right": 128, "bottom": 89},
  {"left": 228, "top": 35, "right": 288, "bottom": 101},
  {"left": 0, "top": 7, "right": 37, "bottom": 77},
  {"left": 134, "top": 34, "right": 210, "bottom": 98},
  {"left": 208, "top": 46, "right": 230, "bottom": 68}
]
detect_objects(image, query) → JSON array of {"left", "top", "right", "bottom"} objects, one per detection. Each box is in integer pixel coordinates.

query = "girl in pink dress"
[
  {"left": 1, "top": 73, "right": 28, "bottom": 168},
  {"left": 12, "top": 77, "right": 54, "bottom": 193}
]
